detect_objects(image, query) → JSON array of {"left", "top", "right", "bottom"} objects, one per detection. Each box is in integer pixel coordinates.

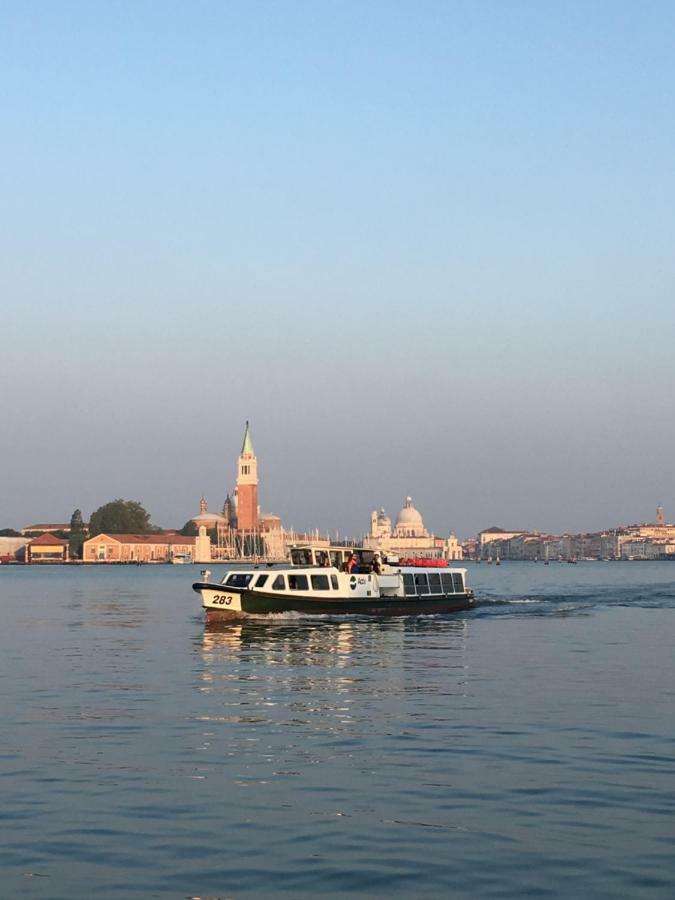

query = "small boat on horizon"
[{"left": 172, "top": 552, "right": 193, "bottom": 565}]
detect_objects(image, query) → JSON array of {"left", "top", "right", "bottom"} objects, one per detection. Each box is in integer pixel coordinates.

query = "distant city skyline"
[
  {"left": 5, "top": 418, "right": 672, "bottom": 542},
  {"left": 2, "top": 2, "right": 674, "bottom": 537}
]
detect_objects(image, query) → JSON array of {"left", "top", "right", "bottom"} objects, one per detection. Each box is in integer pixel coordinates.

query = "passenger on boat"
[
  {"left": 346, "top": 553, "right": 357, "bottom": 574},
  {"left": 371, "top": 553, "right": 382, "bottom": 575},
  {"left": 320, "top": 553, "right": 330, "bottom": 567}
]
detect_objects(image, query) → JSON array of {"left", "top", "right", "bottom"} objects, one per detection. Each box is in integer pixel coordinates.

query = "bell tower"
[{"left": 236, "top": 421, "right": 259, "bottom": 531}]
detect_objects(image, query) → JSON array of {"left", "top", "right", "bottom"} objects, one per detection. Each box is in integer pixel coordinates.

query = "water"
[{"left": 1, "top": 562, "right": 674, "bottom": 898}]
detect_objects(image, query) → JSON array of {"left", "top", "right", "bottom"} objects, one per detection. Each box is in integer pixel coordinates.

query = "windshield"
[
  {"left": 290, "top": 548, "right": 313, "bottom": 565},
  {"left": 224, "top": 572, "right": 253, "bottom": 588}
]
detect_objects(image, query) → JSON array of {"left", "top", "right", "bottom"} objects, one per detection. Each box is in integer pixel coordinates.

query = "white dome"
[
  {"left": 395, "top": 497, "right": 424, "bottom": 529},
  {"left": 192, "top": 513, "right": 227, "bottom": 524}
]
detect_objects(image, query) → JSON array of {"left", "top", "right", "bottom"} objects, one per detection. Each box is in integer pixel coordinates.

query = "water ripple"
[{"left": 0, "top": 565, "right": 674, "bottom": 897}]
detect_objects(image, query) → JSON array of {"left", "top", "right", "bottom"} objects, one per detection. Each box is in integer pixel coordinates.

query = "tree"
[
  {"left": 70, "top": 509, "right": 85, "bottom": 533},
  {"left": 69, "top": 508, "right": 87, "bottom": 559},
  {"left": 0, "top": 528, "right": 20, "bottom": 537},
  {"left": 179, "top": 519, "right": 198, "bottom": 537},
  {"left": 89, "top": 499, "right": 153, "bottom": 537}
]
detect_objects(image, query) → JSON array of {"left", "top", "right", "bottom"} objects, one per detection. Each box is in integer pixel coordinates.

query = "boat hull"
[{"left": 193, "top": 582, "right": 474, "bottom": 619}]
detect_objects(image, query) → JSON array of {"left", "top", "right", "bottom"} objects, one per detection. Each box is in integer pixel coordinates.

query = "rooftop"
[
  {"left": 87, "top": 533, "right": 197, "bottom": 545},
  {"left": 28, "top": 533, "right": 68, "bottom": 546}
]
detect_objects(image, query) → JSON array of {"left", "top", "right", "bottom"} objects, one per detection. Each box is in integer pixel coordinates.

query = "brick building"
[{"left": 82, "top": 533, "right": 200, "bottom": 563}]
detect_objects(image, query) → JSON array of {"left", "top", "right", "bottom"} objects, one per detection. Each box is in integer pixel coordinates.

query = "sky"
[{"left": 2, "top": 1, "right": 675, "bottom": 540}]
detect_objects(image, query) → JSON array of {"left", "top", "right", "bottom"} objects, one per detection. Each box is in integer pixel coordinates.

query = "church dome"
[
  {"left": 192, "top": 512, "right": 227, "bottom": 525},
  {"left": 193, "top": 496, "right": 227, "bottom": 526},
  {"left": 395, "top": 496, "right": 424, "bottom": 530}
]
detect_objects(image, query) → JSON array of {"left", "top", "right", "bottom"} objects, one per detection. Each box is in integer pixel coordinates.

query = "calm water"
[{"left": 1, "top": 562, "right": 674, "bottom": 899}]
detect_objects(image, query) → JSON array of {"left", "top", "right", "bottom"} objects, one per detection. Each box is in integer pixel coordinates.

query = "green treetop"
[{"left": 88, "top": 499, "right": 154, "bottom": 537}]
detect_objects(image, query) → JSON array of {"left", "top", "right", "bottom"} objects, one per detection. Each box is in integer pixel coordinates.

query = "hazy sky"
[{"left": 2, "top": 1, "right": 674, "bottom": 540}]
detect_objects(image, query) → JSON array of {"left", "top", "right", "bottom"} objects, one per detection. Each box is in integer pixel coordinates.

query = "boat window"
[
  {"left": 428, "top": 573, "right": 442, "bottom": 594},
  {"left": 290, "top": 548, "right": 312, "bottom": 566},
  {"left": 414, "top": 573, "right": 429, "bottom": 594},
  {"left": 441, "top": 572, "right": 454, "bottom": 593},
  {"left": 329, "top": 550, "right": 341, "bottom": 568},
  {"left": 225, "top": 573, "right": 253, "bottom": 588},
  {"left": 310, "top": 574, "right": 330, "bottom": 590},
  {"left": 272, "top": 574, "right": 286, "bottom": 590},
  {"left": 288, "top": 574, "right": 309, "bottom": 591},
  {"left": 254, "top": 574, "right": 269, "bottom": 587},
  {"left": 403, "top": 573, "right": 416, "bottom": 596},
  {"left": 452, "top": 573, "right": 464, "bottom": 593},
  {"left": 330, "top": 574, "right": 339, "bottom": 590}
]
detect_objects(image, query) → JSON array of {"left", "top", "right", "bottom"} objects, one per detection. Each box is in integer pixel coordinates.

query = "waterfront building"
[
  {"left": 21, "top": 522, "right": 73, "bottom": 536},
  {"left": 620, "top": 507, "right": 675, "bottom": 541},
  {"left": 258, "top": 513, "right": 285, "bottom": 560},
  {"left": 364, "top": 497, "right": 463, "bottom": 560},
  {"left": 0, "top": 536, "right": 30, "bottom": 562},
  {"left": 26, "top": 533, "right": 69, "bottom": 564},
  {"left": 477, "top": 506, "right": 675, "bottom": 561},
  {"left": 478, "top": 527, "right": 529, "bottom": 556},
  {"left": 461, "top": 536, "right": 479, "bottom": 559},
  {"left": 620, "top": 538, "right": 675, "bottom": 559},
  {"left": 479, "top": 531, "right": 547, "bottom": 561},
  {"left": 82, "top": 532, "right": 210, "bottom": 563}
]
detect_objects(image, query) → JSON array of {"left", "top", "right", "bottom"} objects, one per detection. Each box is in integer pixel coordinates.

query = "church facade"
[{"left": 364, "top": 496, "right": 463, "bottom": 560}]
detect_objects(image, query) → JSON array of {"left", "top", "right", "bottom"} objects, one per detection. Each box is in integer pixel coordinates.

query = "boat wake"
[
  {"left": 472, "top": 583, "right": 675, "bottom": 616},
  {"left": 471, "top": 594, "right": 594, "bottom": 617}
]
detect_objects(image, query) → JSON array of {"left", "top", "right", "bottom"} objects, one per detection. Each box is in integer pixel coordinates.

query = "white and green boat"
[{"left": 193, "top": 546, "right": 474, "bottom": 620}]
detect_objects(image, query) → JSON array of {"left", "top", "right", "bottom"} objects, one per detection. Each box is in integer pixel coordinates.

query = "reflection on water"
[
  {"left": 1, "top": 565, "right": 674, "bottom": 899},
  {"left": 195, "top": 618, "right": 473, "bottom": 748},
  {"left": 201, "top": 616, "right": 470, "bottom": 658},
  {"left": 198, "top": 618, "right": 471, "bottom": 702}
]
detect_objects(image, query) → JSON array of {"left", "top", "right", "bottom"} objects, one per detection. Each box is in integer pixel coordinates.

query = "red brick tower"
[{"left": 235, "top": 421, "right": 259, "bottom": 531}]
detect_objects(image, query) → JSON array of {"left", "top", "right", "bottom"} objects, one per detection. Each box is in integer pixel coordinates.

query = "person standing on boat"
[
  {"left": 346, "top": 553, "right": 358, "bottom": 574},
  {"left": 371, "top": 553, "right": 382, "bottom": 575}
]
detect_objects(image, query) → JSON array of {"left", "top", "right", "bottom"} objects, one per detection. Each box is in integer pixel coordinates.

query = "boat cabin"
[
  {"left": 217, "top": 564, "right": 466, "bottom": 599},
  {"left": 400, "top": 569, "right": 465, "bottom": 596},
  {"left": 289, "top": 544, "right": 362, "bottom": 569},
  {"left": 286, "top": 544, "right": 466, "bottom": 594}
]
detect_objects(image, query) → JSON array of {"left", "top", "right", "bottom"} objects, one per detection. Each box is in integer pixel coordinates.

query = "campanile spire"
[{"left": 236, "top": 421, "right": 259, "bottom": 530}]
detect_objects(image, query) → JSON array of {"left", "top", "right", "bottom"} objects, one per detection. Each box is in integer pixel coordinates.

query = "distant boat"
[
  {"left": 495, "top": 555, "right": 501, "bottom": 566},
  {"left": 172, "top": 552, "right": 193, "bottom": 565}
]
